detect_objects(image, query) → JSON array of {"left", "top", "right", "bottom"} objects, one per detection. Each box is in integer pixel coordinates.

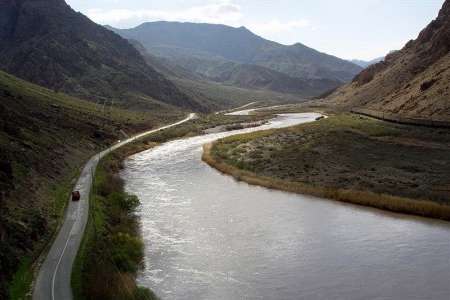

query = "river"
[{"left": 121, "top": 113, "right": 450, "bottom": 300}]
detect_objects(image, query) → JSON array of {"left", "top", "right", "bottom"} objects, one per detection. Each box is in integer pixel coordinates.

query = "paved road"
[
  {"left": 214, "top": 101, "right": 258, "bottom": 115},
  {"left": 33, "top": 113, "right": 195, "bottom": 300}
]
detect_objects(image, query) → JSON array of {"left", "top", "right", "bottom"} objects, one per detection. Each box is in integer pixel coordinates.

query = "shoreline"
[
  {"left": 72, "top": 111, "right": 269, "bottom": 300},
  {"left": 202, "top": 142, "right": 450, "bottom": 222}
]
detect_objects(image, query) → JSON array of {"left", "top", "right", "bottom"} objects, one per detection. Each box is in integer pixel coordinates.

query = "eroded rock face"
[{"left": 327, "top": 0, "right": 450, "bottom": 120}]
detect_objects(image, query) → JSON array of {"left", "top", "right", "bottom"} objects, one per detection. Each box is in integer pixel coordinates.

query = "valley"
[
  {"left": 0, "top": 0, "right": 449, "bottom": 299},
  {"left": 109, "top": 22, "right": 361, "bottom": 96}
]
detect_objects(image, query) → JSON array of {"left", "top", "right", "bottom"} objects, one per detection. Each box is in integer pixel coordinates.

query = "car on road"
[{"left": 72, "top": 191, "right": 81, "bottom": 201}]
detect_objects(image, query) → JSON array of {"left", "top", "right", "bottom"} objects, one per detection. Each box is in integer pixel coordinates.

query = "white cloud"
[
  {"left": 247, "top": 19, "right": 310, "bottom": 35},
  {"left": 85, "top": 0, "right": 311, "bottom": 37},
  {"left": 86, "top": 1, "right": 243, "bottom": 27},
  {"left": 246, "top": 19, "right": 313, "bottom": 37}
]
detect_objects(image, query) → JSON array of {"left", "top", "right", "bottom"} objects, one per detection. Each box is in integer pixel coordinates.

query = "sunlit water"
[{"left": 121, "top": 113, "right": 450, "bottom": 300}]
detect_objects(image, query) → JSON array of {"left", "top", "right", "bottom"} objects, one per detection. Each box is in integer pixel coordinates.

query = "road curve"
[{"left": 32, "top": 113, "right": 195, "bottom": 300}]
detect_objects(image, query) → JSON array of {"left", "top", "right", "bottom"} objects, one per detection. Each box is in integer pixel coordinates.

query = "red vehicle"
[{"left": 72, "top": 191, "right": 81, "bottom": 201}]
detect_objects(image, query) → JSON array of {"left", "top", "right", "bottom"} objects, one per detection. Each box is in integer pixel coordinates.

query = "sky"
[{"left": 66, "top": 0, "right": 445, "bottom": 61}]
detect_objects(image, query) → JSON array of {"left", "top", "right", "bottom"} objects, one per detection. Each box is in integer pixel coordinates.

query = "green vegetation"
[
  {"left": 0, "top": 69, "right": 182, "bottom": 299},
  {"left": 72, "top": 152, "right": 157, "bottom": 300},
  {"left": 205, "top": 114, "right": 450, "bottom": 220},
  {"left": 0, "top": 70, "right": 184, "bottom": 131},
  {"left": 0, "top": 60, "right": 276, "bottom": 300},
  {"left": 147, "top": 113, "right": 268, "bottom": 142},
  {"left": 100, "top": 113, "right": 271, "bottom": 161},
  {"left": 72, "top": 112, "right": 266, "bottom": 299},
  {"left": 7, "top": 168, "right": 81, "bottom": 300},
  {"left": 172, "top": 77, "right": 306, "bottom": 109},
  {"left": 8, "top": 258, "right": 33, "bottom": 300}
]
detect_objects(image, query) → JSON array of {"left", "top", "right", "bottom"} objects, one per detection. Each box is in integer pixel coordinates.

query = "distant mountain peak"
[
  {"left": 237, "top": 25, "right": 250, "bottom": 31},
  {"left": 113, "top": 21, "right": 362, "bottom": 84}
]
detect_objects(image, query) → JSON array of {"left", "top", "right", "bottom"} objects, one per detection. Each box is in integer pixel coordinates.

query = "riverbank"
[
  {"left": 203, "top": 114, "right": 450, "bottom": 221},
  {"left": 71, "top": 112, "right": 272, "bottom": 300},
  {"left": 72, "top": 150, "right": 158, "bottom": 300}
]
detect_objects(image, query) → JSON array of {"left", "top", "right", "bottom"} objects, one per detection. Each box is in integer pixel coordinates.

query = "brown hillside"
[{"left": 326, "top": 0, "right": 450, "bottom": 120}]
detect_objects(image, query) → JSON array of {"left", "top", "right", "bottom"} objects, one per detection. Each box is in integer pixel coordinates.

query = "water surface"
[{"left": 121, "top": 113, "right": 450, "bottom": 300}]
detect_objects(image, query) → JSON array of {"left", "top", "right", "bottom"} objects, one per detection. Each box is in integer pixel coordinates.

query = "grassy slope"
[
  {"left": 0, "top": 69, "right": 183, "bottom": 299},
  {"left": 172, "top": 77, "right": 307, "bottom": 110},
  {"left": 135, "top": 44, "right": 309, "bottom": 110},
  {"left": 206, "top": 114, "right": 450, "bottom": 220}
]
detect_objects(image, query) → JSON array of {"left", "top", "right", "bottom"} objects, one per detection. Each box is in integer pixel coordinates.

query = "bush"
[
  {"left": 97, "top": 174, "right": 123, "bottom": 197},
  {"left": 108, "top": 192, "right": 140, "bottom": 212},
  {"left": 134, "top": 287, "right": 158, "bottom": 300},
  {"left": 77, "top": 154, "right": 150, "bottom": 300},
  {"left": 110, "top": 233, "right": 144, "bottom": 273}
]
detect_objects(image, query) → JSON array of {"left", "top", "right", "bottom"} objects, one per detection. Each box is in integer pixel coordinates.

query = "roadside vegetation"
[
  {"left": 0, "top": 64, "right": 264, "bottom": 298},
  {"left": 122, "top": 112, "right": 269, "bottom": 151},
  {"left": 71, "top": 112, "right": 268, "bottom": 299},
  {"left": 72, "top": 151, "right": 157, "bottom": 300},
  {"left": 172, "top": 77, "right": 307, "bottom": 109},
  {"left": 0, "top": 70, "right": 184, "bottom": 300},
  {"left": 204, "top": 114, "right": 450, "bottom": 220}
]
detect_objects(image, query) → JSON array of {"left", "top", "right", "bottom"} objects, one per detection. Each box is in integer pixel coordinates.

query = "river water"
[{"left": 121, "top": 113, "right": 450, "bottom": 300}]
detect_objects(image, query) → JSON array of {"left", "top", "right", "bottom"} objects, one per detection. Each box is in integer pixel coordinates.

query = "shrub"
[
  {"left": 134, "top": 287, "right": 158, "bottom": 300},
  {"left": 108, "top": 192, "right": 140, "bottom": 212},
  {"left": 110, "top": 233, "right": 144, "bottom": 273},
  {"left": 97, "top": 174, "right": 123, "bottom": 197}
]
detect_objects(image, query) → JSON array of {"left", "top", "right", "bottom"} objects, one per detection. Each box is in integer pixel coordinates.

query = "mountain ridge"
[
  {"left": 351, "top": 56, "right": 385, "bottom": 68},
  {"left": 108, "top": 21, "right": 361, "bottom": 81},
  {"left": 325, "top": 0, "right": 450, "bottom": 120},
  {"left": 108, "top": 21, "right": 360, "bottom": 96},
  {"left": 0, "top": 0, "right": 203, "bottom": 111}
]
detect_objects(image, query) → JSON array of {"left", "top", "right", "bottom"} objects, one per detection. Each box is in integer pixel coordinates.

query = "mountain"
[
  {"left": 108, "top": 22, "right": 362, "bottom": 94},
  {"left": 130, "top": 39, "right": 341, "bottom": 96},
  {"left": 201, "top": 63, "right": 341, "bottom": 95},
  {"left": 326, "top": 0, "right": 450, "bottom": 120},
  {"left": 0, "top": 0, "right": 203, "bottom": 111},
  {"left": 129, "top": 39, "right": 309, "bottom": 108},
  {"left": 351, "top": 56, "right": 385, "bottom": 68}
]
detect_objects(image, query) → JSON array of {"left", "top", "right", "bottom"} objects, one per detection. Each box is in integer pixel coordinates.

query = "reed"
[{"left": 203, "top": 143, "right": 450, "bottom": 221}]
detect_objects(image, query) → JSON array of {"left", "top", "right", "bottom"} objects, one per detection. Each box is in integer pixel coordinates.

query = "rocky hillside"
[
  {"left": 0, "top": 0, "right": 202, "bottom": 111},
  {"left": 326, "top": 0, "right": 450, "bottom": 120},
  {"left": 109, "top": 22, "right": 362, "bottom": 95}
]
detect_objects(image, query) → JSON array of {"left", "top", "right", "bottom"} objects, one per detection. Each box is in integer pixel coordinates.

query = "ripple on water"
[{"left": 122, "top": 113, "right": 450, "bottom": 300}]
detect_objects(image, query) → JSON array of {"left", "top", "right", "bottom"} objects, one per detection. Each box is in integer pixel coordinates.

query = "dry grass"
[{"left": 203, "top": 143, "right": 450, "bottom": 221}]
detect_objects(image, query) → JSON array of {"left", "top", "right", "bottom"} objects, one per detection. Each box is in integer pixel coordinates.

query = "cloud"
[
  {"left": 84, "top": 0, "right": 312, "bottom": 45},
  {"left": 86, "top": 1, "right": 243, "bottom": 27},
  {"left": 247, "top": 19, "right": 310, "bottom": 35}
]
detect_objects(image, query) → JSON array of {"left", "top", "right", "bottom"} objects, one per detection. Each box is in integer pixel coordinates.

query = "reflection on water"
[{"left": 121, "top": 113, "right": 450, "bottom": 300}]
